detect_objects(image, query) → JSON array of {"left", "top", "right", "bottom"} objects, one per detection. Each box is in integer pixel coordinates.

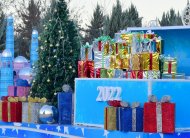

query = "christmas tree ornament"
[
  {"left": 62, "top": 84, "right": 72, "bottom": 92},
  {"left": 39, "top": 105, "right": 58, "bottom": 124}
]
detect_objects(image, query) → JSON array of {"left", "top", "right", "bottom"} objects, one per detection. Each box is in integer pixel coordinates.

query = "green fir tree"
[
  {"left": 122, "top": 4, "right": 142, "bottom": 28},
  {"left": 85, "top": 4, "right": 104, "bottom": 43},
  {"left": 160, "top": 9, "right": 182, "bottom": 26},
  {"left": 108, "top": 0, "right": 122, "bottom": 38},
  {"left": 30, "top": 0, "right": 80, "bottom": 105}
]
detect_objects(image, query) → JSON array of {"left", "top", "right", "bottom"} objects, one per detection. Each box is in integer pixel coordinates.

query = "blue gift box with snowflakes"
[{"left": 57, "top": 91, "right": 72, "bottom": 125}]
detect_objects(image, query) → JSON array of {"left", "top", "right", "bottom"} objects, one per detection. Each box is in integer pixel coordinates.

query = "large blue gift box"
[
  {"left": 57, "top": 92, "right": 72, "bottom": 124},
  {"left": 117, "top": 107, "right": 132, "bottom": 132},
  {"left": 116, "top": 107, "right": 143, "bottom": 132}
]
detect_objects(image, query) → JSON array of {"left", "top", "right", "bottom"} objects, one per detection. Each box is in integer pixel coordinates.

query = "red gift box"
[
  {"left": 78, "top": 61, "right": 94, "bottom": 78},
  {"left": 8, "top": 86, "right": 30, "bottom": 97},
  {"left": 2, "top": 101, "right": 22, "bottom": 122},
  {"left": 130, "top": 70, "right": 143, "bottom": 79},
  {"left": 95, "top": 68, "right": 100, "bottom": 78},
  {"left": 143, "top": 102, "right": 175, "bottom": 133}
]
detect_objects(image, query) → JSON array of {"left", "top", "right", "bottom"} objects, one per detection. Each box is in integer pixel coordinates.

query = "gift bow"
[
  {"left": 131, "top": 102, "right": 140, "bottom": 108},
  {"left": 8, "top": 97, "right": 19, "bottom": 102},
  {"left": 28, "top": 97, "right": 47, "bottom": 103},
  {"left": 82, "top": 42, "right": 91, "bottom": 48},
  {"left": 96, "top": 36, "right": 112, "bottom": 42},
  {"left": 120, "top": 101, "right": 129, "bottom": 107},
  {"left": 148, "top": 95, "right": 158, "bottom": 102},
  {"left": 161, "top": 95, "right": 171, "bottom": 103}
]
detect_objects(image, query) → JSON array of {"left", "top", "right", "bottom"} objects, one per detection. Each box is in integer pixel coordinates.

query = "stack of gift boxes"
[
  {"left": 78, "top": 31, "right": 185, "bottom": 79},
  {"left": 104, "top": 95, "right": 175, "bottom": 133},
  {"left": 0, "top": 81, "right": 73, "bottom": 125}
]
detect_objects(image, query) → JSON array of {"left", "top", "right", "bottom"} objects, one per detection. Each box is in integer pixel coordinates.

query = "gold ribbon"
[
  {"left": 18, "top": 96, "right": 27, "bottom": 102},
  {"left": 156, "top": 39, "right": 162, "bottom": 54},
  {"left": 110, "top": 55, "right": 115, "bottom": 69},
  {"left": 122, "top": 54, "right": 130, "bottom": 69},
  {"left": 79, "top": 61, "right": 85, "bottom": 77},
  {"left": 142, "top": 53, "right": 150, "bottom": 70},
  {"left": 8, "top": 102, "right": 11, "bottom": 122},
  {"left": 115, "top": 54, "right": 122, "bottom": 69},
  {"left": 28, "top": 102, "right": 31, "bottom": 122},
  {"left": 8, "top": 97, "right": 18, "bottom": 102},
  {"left": 132, "top": 54, "right": 141, "bottom": 70},
  {"left": 85, "top": 48, "right": 88, "bottom": 60},
  {"left": 104, "top": 42, "right": 109, "bottom": 55},
  {"left": 152, "top": 53, "right": 159, "bottom": 71},
  {"left": 28, "top": 97, "right": 47, "bottom": 103}
]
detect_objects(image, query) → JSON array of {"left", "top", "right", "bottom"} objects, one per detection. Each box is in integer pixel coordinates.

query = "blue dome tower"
[
  {"left": 30, "top": 29, "right": 39, "bottom": 67},
  {"left": 6, "top": 16, "right": 14, "bottom": 58},
  {"left": 0, "top": 49, "right": 13, "bottom": 97}
]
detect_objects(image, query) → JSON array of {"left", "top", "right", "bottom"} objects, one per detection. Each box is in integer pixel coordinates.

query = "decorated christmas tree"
[{"left": 30, "top": 0, "right": 81, "bottom": 104}]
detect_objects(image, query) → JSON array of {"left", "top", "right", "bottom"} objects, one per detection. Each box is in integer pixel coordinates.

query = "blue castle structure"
[
  {"left": 0, "top": 16, "right": 38, "bottom": 96},
  {"left": 30, "top": 29, "right": 39, "bottom": 67},
  {"left": 6, "top": 16, "right": 14, "bottom": 59},
  {"left": 0, "top": 49, "right": 13, "bottom": 97}
]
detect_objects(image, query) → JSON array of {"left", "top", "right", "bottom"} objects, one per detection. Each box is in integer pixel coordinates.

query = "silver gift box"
[{"left": 22, "top": 102, "right": 44, "bottom": 123}]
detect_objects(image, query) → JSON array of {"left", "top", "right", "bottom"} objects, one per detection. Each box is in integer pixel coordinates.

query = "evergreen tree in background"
[
  {"left": 85, "top": 4, "right": 104, "bottom": 43},
  {"left": 14, "top": 0, "right": 44, "bottom": 58},
  {"left": 160, "top": 9, "right": 182, "bottom": 26},
  {"left": 103, "top": 15, "right": 110, "bottom": 36},
  {"left": 122, "top": 4, "right": 142, "bottom": 28},
  {"left": 0, "top": 3, "right": 6, "bottom": 52},
  {"left": 30, "top": 0, "right": 80, "bottom": 105},
  {"left": 108, "top": 0, "right": 122, "bottom": 38}
]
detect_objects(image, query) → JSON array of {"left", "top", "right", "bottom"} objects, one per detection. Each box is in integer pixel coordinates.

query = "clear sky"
[{"left": 69, "top": 0, "right": 188, "bottom": 27}]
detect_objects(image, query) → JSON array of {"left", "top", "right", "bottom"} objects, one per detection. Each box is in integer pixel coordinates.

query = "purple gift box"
[{"left": 8, "top": 86, "right": 30, "bottom": 97}]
